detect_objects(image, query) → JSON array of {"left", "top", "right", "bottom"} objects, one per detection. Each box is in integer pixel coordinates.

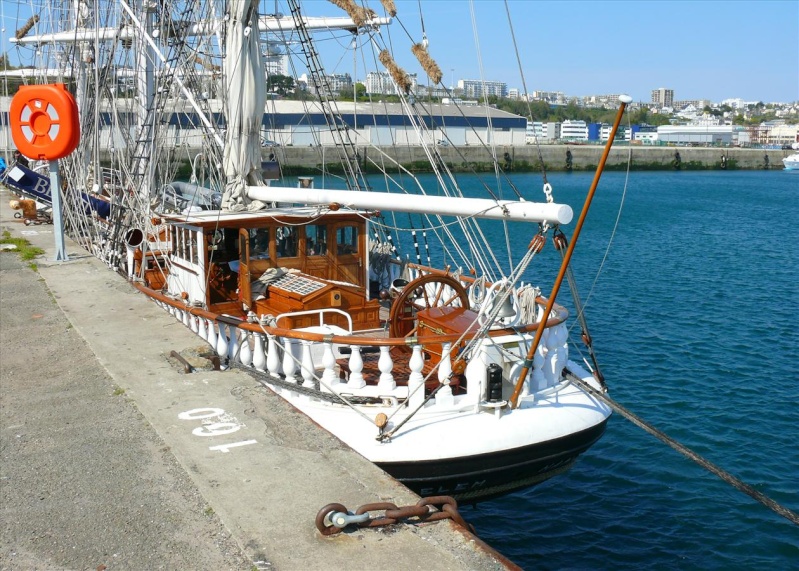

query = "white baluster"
[
  {"left": 174, "top": 307, "right": 182, "bottom": 323},
  {"left": 182, "top": 308, "right": 190, "bottom": 328},
  {"left": 377, "top": 346, "right": 396, "bottom": 391},
  {"left": 267, "top": 334, "right": 282, "bottom": 376},
  {"left": 347, "top": 346, "right": 366, "bottom": 389},
  {"left": 252, "top": 333, "right": 266, "bottom": 371},
  {"left": 282, "top": 338, "right": 298, "bottom": 385},
  {"left": 549, "top": 324, "right": 568, "bottom": 383},
  {"left": 216, "top": 322, "right": 228, "bottom": 364},
  {"left": 532, "top": 340, "right": 547, "bottom": 391},
  {"left": 435, "top": 342, "right": 455, "bottom": 406},
  {"left": 320, "top": 342, "right": 339, "bottom": 392},
  {"left": 228, "top": 325, "right": 240, "bottom": 363},
  {"left": 542, "top": 329, "right": 557, "bottom": 387},
  {"left": 407, "top": 345, "right": 425, "bottom": 408},
  {"left": 239, "top": 329, "right": 252, "bottom": 367},
  {"left": 190, "top": 312, "right": 199, "bottom": 334},
  {"left": 206, "top": 318, "right": 217, "bottom": 349},
  {"left": 197, "top": 315, "right": 207, "bottom": 341},
  {"left": 300, "top": 341, "right": 315, "bottom": 390}
]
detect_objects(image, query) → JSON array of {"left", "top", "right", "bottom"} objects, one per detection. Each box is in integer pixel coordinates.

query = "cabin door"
[
  {"left": 332, "top": 223, "right": 363, "bottom": 286},
  {"left": 238, "top": 229, "right": 251, "bottom": 308}
]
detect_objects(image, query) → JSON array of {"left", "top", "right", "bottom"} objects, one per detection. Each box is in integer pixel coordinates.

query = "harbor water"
[{"left": 454, "top": 169, "right": 799, "bottom": 569}]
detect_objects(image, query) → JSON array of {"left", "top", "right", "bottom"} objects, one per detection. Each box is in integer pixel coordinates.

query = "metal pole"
[
  {"left": 49, "top": 160, "right": 68, "bottom": 261},
  {"left": 509, "top": 95, "right": 632, "bottom": 409}
]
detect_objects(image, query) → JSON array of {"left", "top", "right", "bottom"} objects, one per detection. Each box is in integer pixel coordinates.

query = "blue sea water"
[{"left": 453, "top": 170, "right": 799, "bottom": 569}]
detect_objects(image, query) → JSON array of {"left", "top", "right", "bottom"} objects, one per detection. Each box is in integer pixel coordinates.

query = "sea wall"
[
  {"left": 270, "top": 144, "right": 790, "bottom": 173},
  {"left": 1, "top": 144, "right": 790, "bottom": 173}
]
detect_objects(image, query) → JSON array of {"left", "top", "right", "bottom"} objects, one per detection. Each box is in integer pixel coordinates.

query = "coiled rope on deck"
[{"left": 565, "top": 370, "right": 799, "bottom": 527}]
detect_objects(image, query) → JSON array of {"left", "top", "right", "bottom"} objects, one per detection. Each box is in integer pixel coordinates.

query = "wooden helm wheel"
[{"left": 388, "top": 274, "right": 469, "bottom": 340}]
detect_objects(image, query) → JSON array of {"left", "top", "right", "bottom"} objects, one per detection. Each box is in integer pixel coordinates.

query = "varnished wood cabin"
[{"left": 156, "top": 207, "right": 383, "bottom": 331}]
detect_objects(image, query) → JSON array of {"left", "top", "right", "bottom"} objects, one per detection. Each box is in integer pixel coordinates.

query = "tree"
[
  {"left": 0, "top": 53, "right": 25, "bottom": 94},
  {"left": 266, "top": 74, "right": 295, "bottom": 97}
]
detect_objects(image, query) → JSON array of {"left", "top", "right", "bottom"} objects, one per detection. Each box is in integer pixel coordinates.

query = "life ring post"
[
  {"left": 9, "top": 84, "right": 80, "bottom": 262},
  {"left": 48, "top": 160, "right": 68, "bottom": 261}
]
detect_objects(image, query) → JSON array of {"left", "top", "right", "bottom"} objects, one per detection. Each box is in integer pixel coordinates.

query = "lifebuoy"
[{"left": 10, "top": 84, "right": 79, "bottom": 160}]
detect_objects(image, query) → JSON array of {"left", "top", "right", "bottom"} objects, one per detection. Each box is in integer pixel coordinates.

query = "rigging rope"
[
  {"left": 565, "top": 371, "right": 799, "bottom": 528},
  {"left": 503, "top": 0, "right": 549, "bottom": 188}
]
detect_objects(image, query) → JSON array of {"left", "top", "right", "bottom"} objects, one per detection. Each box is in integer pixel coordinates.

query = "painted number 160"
[{"left": 178, "top": 407, "right": 257, "bottom": 453}]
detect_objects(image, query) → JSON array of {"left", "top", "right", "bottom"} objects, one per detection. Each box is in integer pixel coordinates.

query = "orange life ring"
[{"left": 10, "top": 83, "right": 79, "bottom": 160}]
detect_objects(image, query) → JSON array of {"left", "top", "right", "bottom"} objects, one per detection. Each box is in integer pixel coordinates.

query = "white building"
[
  {"left": 633, "top": 131, "right": 659, "bottom": 145},
  {"left": 262, "top": 44, "right": 288, "bottom": 77},
  {"left": 458, "top": 79, "right": 507, "bottom": 99},
  {"left": 365, "top": 71, "right": 418, "bottom": 96},
  {"left": 599, "top": 124, "right": 631, "bottom": 142},
  {"left": 560, "top": 120, "right": 588, "bottom": 141},
  {"left": 531, "top": 91, "right": 565, "bottom": 104},
  {"left": 300, "top": 73, "right": 352, "bottom": 96},
  {"left": 657, "top": 124, "right": 735, "bottom": 145},
  {"left": 526, "top": 121, "right": 545, "bottom": 143},
  {"left": 526, "top": 121, "right": 561, "bottom": 143}
]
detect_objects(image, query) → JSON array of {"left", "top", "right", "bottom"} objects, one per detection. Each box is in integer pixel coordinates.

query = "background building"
[
  {"left": 651, "top": 87, "right": 674, "bottom": 108},
  {"left": 560, "top": 120, "right": 588, "bottom": 141},
  {"left": 365, "top": 71, "right": 419, "bottom": 96},
  {"left": 262, "top": 43, "right": 288, "bottom": 77},
  {"left": 458, "top": 79, "right": 508, "bottom": 99},
  {"left": 306, "top": 73, "right": 352, "bottom": 97}
]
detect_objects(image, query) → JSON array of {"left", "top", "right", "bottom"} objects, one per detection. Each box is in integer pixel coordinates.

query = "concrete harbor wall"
[
  {"left": 267, "top": 144, "right": 792, "bottom": 173},
  {"left": 1, "top": 144, "right": 791, "bottom": 174}
]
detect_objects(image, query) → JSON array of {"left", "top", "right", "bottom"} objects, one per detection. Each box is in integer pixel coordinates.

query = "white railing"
[{"left": 157, "top": 299, "right": 571, "bottom": 411}]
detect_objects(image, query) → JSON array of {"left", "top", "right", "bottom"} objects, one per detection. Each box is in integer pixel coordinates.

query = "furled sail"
[{"left": 222, "top": 0, "right": 268, "bottom": 211}]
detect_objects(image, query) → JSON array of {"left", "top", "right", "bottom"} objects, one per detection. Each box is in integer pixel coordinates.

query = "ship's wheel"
[{"left": 388, "top": 274, "right": 469, "bottom": 340}]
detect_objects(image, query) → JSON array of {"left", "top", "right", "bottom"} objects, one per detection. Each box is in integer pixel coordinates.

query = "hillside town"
[
  {"left": 292, "top": 71, "right": 799, "bottom": 148},
  {"left": 2, "top": 55, "right": 797, "bottom": 150}
]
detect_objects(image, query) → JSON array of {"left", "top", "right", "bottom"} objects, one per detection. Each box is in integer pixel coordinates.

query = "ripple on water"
[{"left": 471, "top": 172, "right": 799, "bottom": 569}]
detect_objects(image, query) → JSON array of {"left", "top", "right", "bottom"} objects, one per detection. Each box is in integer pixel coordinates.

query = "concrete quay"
[
  {"left": 268, "top": 144, "right": 792, "bottom": 172},
  {"left": 0, "top": 186, "right": 515, "bottom": 571}
]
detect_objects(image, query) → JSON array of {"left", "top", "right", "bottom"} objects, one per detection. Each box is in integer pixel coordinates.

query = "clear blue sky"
[
  {"left": 3, "top": 0, "right": 797, "bottom": 104},
  {"left": 325, "top": 0, "right": 799, "bottom": 104}
]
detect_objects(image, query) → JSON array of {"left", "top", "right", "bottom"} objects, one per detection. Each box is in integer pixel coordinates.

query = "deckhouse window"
[
  {"left": 306, "top": 224, "right": 327, "bottom": 256},
  {"left": 336, "top": 225, "right": 358, "bottom": 255},
  {"left": 172, "top": 227, "right": 198, "bottom": 264},
  {"left": 249, "top": 228, "right": 270, "bottom": 259},
  {"left": 276, "top": 226, "right": 297, "bottom": 258}
]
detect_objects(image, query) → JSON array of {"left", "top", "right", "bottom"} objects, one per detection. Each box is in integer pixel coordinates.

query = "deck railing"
[{"left": 141, "top": 283, "right": 572, "bottom": 410}]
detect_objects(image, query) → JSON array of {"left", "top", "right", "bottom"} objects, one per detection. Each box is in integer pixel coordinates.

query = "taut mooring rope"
[{"left": 566, "top": 371, "right": 799, "bottom": 527}]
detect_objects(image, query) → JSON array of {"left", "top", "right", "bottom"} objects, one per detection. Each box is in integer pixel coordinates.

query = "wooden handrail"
[{"left": 132, "top": 281, "right": 568, "bottom": 347}]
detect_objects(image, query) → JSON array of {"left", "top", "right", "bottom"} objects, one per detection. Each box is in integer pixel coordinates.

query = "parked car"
[
  {"left": 436, "top": 139, "right": 450, "bottom": 147},
  {"left": 261, "top": 139, "right": 280, "bottom": 147}
]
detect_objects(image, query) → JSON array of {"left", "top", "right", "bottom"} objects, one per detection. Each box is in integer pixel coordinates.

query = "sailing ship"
[{"left": 2, "top": 0, "right": 630, "bottom": 502}]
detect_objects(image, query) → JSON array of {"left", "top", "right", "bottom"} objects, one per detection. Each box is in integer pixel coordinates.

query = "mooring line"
[{"left": 566, "top": 372, "right": 799, "bottom": 527}]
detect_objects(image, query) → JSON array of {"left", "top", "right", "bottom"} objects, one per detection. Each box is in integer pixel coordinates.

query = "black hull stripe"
[{"left": 376, "top": 420, "right": 608, "bottom": 501}]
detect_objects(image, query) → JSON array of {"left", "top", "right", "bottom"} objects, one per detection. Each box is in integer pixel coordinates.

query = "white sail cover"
[{"left": 222, "top": 0, "right": 268, "bottom": 211}]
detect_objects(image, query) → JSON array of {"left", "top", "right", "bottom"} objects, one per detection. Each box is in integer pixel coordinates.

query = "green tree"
[{"left": 266, "top": 74, "right": 295, "bottom": 97}]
